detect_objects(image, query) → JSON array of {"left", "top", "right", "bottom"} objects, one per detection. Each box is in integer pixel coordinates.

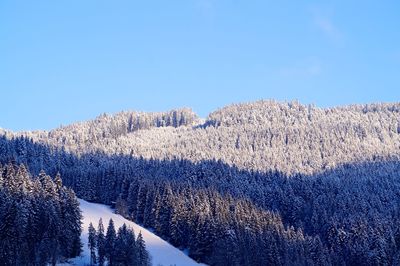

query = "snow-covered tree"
[
  {"left": 88, "top": 222, "right": 97, "bottom": 265},
  {"left": 105, "top": 219, "right": 117, "bottom": 265},
  {"left": 97, "top": 218, "right": 106, "bottom": 266},
  {"left": 136, "top": 231, "right": 151, "bottom": 266}
]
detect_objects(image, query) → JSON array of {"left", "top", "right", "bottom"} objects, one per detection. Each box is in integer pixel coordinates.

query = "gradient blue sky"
[{"left": 1, "top": 1, "right": 399, "bottom": 131}]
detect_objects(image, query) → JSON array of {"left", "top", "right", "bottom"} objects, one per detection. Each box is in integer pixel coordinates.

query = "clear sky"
[{"left": 1, "top": 1, "right": 399, "bottom": 131}]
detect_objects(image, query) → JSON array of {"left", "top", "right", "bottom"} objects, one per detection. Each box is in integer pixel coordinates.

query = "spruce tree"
[
  {"left": 0, "top": 165, "right": 82, "bottom": 265},
  {"left": 136, "top": 231, "right": 151, "bottom": 266},
  {"left": 88, "top": 222, "right": 97, "bottom": 266},
  {"left": 105, "top": 219, "right": 116, "bottom": 265},
  {"left": 97, "top": 218, "right": 106, "bottom": 266},
  {"left": 114, "top": 224, "right": 133, "bottom": 265}
]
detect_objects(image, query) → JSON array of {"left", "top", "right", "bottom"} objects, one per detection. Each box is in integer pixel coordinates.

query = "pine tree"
[
  {"left": 135, "top": 185, "right": 147, "bottom": 224},
  {"left": 88, "top": 222, "right": 97, "bottom": 266},
  {"left": 61, "top": 188, "right": 82, "bottom": 258},
  {"left": 0, "top": 164, "right": 82, "bottom": 265},
  {"left": 136, "top": 231, "right": 151, "bottom": 266},
  {"left": 105, "top": 219, "right": 117, "bottom": 265},
  {"left": 142, "top": 189, "right": 156, "bottom": 228},
  {"left": 54, "top": 172, "right": 63, "bottom": 192},
  {"left": 114, "top": 224, "right": 137, "bottom": 265},
  {"left": 155, "top": 185, "right": 172, "bottom": 238},
  {"left": 127, "top": 181, "right": 139, "bottom": 220},
  {"left": 126, "top": 227, "right": 138, "bottom": 266},
  {"left": 97, "top": 218, "right": 106, "bottom": 266}
]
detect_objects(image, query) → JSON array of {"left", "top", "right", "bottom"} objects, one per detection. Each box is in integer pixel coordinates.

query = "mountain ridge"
[{"left": 9, "top": 99, "right": 398, "bottom": 176}]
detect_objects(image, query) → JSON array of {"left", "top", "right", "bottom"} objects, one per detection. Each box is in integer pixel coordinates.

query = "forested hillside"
[
  {"left": 0, "top": 164, "right": 81, "bottom": 265},
  {"left": 1, "top": 100, "right": 400, "bottom": 265},
  {"left": 14, "top": 100, "right": 400, "bottom": 175},
  {"left": 10, "top": 108, "right": 198, "bottom": 151}
]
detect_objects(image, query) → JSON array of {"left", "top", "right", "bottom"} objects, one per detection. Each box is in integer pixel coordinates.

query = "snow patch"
[{"left": 64, "top": 199, "right": 205, "bottom": 266}]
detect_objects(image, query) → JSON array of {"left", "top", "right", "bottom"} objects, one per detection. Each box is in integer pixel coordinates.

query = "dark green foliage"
[
  {"left": 136, "top": 232, "right": 150, "bottom": 266},
  {"left": 92, "top": 219, "right": 150, "bottom": 266},
  {"left": 0, "top": 163, "right": 81, "bottom": 266},
  {"left": 97, "top": 218, "right": 106, "bottom": 266},
  {"left": 105, "top": 219, "right": 117, "bottom": 265},
  {"left": 114, "top": 224, "right": 137, "bottom": 266},
  {"left": 88, "top": 222, "right": 97, "bottom": 265}
]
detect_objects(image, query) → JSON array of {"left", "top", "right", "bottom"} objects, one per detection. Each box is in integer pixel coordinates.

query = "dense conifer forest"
[
  {"left": 0, "top": 164, "right": 81, "bottom": 265},
  {"left": 1, "top": 101, "right": 400, "bottom": 265}
]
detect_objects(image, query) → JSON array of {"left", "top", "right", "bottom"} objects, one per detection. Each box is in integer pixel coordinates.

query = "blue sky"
[{"left": 1, "top": 1, "right": 399, "bottom": 131}]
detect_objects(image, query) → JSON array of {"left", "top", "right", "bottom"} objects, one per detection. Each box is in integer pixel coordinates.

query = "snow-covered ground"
[{"left": 65, "top": 199, "right": 204, "bottom": 266}]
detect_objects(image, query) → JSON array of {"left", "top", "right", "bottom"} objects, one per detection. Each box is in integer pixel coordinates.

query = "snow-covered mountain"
[{"left": 2, "top": 100, "right": 400, "bottom": 265}]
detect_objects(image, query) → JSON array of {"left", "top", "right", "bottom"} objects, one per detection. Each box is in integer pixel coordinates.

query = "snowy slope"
[{"left": 66, "top": 199, "right": 204, "bottom": 266}]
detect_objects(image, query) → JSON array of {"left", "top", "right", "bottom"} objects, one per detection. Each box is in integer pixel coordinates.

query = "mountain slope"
[
  {"left": 19, "top": 100, "right": 400, "bottom": 175},
  {"left": 2, "top": 100, "right": 400, "bottom": 265},
  {"left": 69, "top": 199, "right": 204, "bottom": 266}
]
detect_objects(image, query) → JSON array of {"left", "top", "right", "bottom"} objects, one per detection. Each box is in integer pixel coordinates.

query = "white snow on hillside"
[{"left": 65, "top": 199, "right": 205, "bottom": 266}]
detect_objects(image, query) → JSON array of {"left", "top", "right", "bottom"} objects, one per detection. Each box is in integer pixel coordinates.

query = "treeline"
[
  {"left": 12, "top": 107, "right": 198, "bottom": 151},
  {"left": 0, "top": 163, "right": 81, "bottom": 266},
  {"left": 88, "top": 218, "right": 150, "bottom": 266}
]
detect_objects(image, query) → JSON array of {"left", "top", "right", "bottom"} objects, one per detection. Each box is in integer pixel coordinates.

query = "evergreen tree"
[
  {"left": 105, "top": 219, "right": 117, "bottom": 265},
  {"left": 97, "top": 218, "right": 106, "bottom": 266},
  {"left": 88, "top": 222, "right": 97, "bottom": 266},
  {"left": 136, "top": 231, "right": 151, "bottom": 266},
  {"left": 114, "top": 224, "right": 137, "bottom": 266},
  {"left": 54, "top": 172, "right": 63, "bottom": 192},
  {"left": 0, "top": 164, "right": 82, "bottom": 265}
]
